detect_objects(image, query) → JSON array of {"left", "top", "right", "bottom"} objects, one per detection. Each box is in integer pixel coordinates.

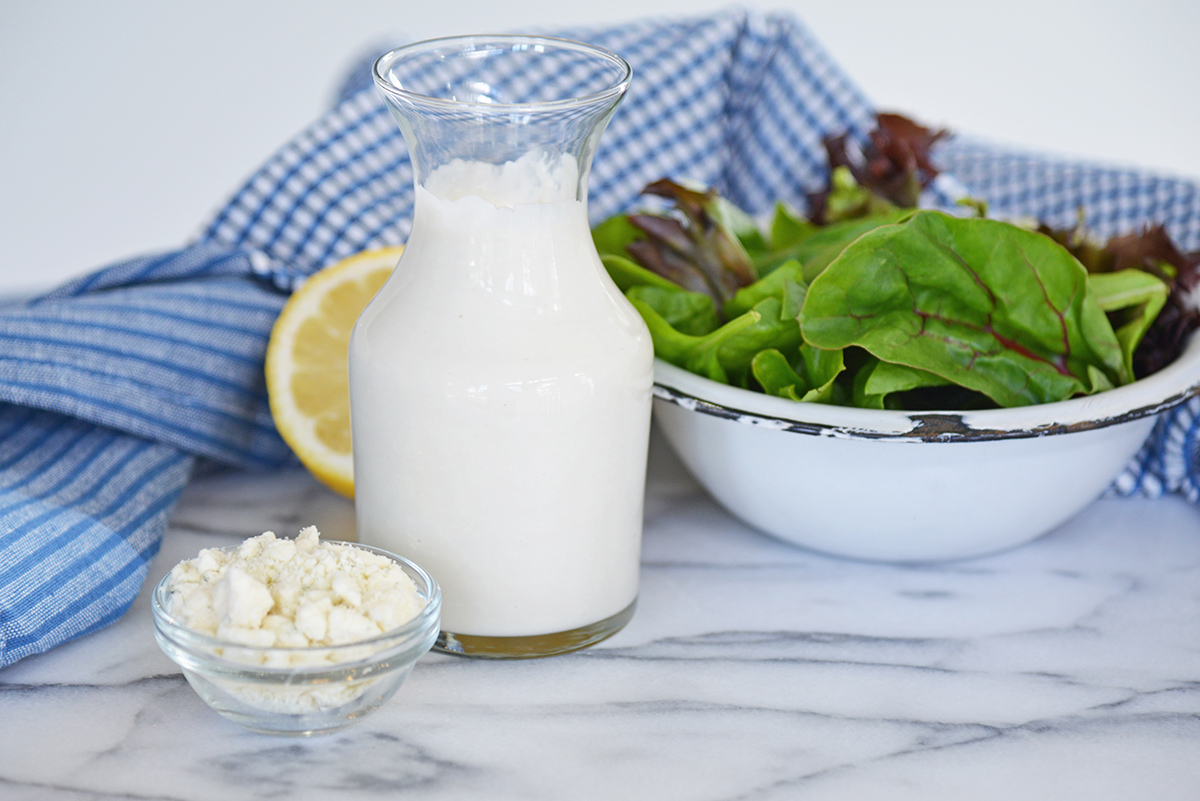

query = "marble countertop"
[{"left": 2, "top": 428, "right": 1199, "bottom": 800}]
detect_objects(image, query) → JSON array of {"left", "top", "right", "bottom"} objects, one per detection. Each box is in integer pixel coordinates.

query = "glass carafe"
[{"left": 351, "top": 36, "right": 653, "bottom": 658}]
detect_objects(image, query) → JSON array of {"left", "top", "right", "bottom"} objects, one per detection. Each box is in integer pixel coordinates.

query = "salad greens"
[
  {"left": 593, "top": 114, "right": 1200, "bottom": 410},
  {"left": 798, "top": 211, "right": 1128, "bottom": 407}
]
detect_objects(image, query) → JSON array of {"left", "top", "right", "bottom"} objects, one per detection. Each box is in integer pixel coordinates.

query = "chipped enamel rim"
[{"left": 652, "top": 335, "right": 1200, "bottom": 443}]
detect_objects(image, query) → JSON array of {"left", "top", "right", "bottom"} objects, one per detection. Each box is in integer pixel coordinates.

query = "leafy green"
[
  {"left": 592, "top": 114, "right": 1188, "bottom": 412},
  {"left": 601, "top": 253, "right": 683, "bottom": 293},
  {"left": 626, "top": 285, "right": 719, "bottom": 336},
  {"left": 622, "top": 179, "right": 758, "bottom": 314},
  {"left": 592, "top": 213, "right": 645, "bottom": 262},
  {"left": 741, "top": 196, "right": 908, "bottom": 282},
  {"left": 809, "top": 113, "right": 948, "bottom": 222},
  {"left": 786, "top": 212, "right": 909, "bottom": 282},
  {"left": 851, "top": 358, "right": 952, "bottom": 409},
  {"left": 1096, "top": 225, "right": 1199, "bottom": 378},
  {"left": 632, "top": 298, "right": 781, "bottom": 387},
  {"left": 752, "top": 345, "right": 845, "bottom": 403},
  {"left": 799, "top": 211, "right": 1127, "bottom": 407},
  {"left": 822, "top": 166, "right": 901, "bottom": 223},
  {"left": 1087, "top": 269, "right": 1169, "bottom": 380},
  {"left": 723, "top": 259, "right": 806, "bottom": 319},
  {"left": 712, "top": 193, "right": 768, "bottom": 253},
  {"left": 630, "top": 263, "right": 804, "bottom": 388},
  {"left": 768, "top": 202, "right": 817, "bottom": 251}
]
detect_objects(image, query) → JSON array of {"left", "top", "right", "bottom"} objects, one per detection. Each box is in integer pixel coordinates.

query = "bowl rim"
[
  {"left": 152, "top": 542, "right": 441, "bottom": 669},
  {"left": 652, "top": 334, "right": 1200, "bottom": 442}
]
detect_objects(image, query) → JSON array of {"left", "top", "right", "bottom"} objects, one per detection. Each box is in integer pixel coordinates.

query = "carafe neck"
[{"left": 372, "top": 35, "right": 631, "bottom": 202}]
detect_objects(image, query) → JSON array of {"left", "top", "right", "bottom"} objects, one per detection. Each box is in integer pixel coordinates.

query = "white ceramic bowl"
[{"left": 651, "top": 337, "right": 1200, "bottom": 562}]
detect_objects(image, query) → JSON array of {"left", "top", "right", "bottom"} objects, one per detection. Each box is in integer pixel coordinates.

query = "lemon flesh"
[{"left": 264, "top": 247, "right": 401, "bottom": 497}]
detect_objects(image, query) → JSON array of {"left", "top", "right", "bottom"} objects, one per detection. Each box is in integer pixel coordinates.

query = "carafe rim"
[{"left": 372, "top": 34, "right": 632, "bottom": 113}]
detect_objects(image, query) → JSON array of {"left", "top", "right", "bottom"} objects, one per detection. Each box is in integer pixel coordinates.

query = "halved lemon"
[{"left": 265, "top": 246, "right": 402, "bottom": 497}]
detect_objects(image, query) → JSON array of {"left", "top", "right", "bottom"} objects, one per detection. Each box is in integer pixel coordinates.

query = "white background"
[{"left": 1, "top": 0, "right": 1197, "bottom": 295}]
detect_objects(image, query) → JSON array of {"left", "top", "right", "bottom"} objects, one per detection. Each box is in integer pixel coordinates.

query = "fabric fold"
[
  {"left": 1, "top": 248, "right": 290, "bottom": 468},
  {"left": 0, "top": 407, "right": 193, "bottom": 665}
]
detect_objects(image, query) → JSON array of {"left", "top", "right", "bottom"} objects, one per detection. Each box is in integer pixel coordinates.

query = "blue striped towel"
[{"left": 2, "top": 8, "right": 1198, "bottom": 668}]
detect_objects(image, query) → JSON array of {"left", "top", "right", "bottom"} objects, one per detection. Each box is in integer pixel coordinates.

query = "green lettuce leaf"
[
  {"left": 723, "top": 259, "right": 807, "bottom": 320},
  {"left": 1087, "top": 268, "right": 1169, "bottom": 380},
  {"left": 630, "top": 299, "right": 757, "bottom": 384},
  {"left": 822, "top": 166, "right": 901, "bottom": 223},
  {"left": 789, "top": 213, "right": 908, "bottom": 282},
  {"left": 851, "top": 358, "right": 952, "bottom": 409},
  {"left": 752, "top": 345, "right": 845, "bottom": 403},
  {"left": 799, "top": 210, "right": 1127, "bottom": 407},
  {"left": 601, "top": 253, "right": 684, "bottom": 293},
  {"left": 626, "top": 285, "right": 720, "bottom": 336},
  {"left": 712, "top": 194, "right": 768, "bottom": 253},
  {"left": 768, "top": 202, "right": 817, "bottom": 252},
  {"left": 632, "top": 292, "right": 803, "bottom": 389},
  {"left": 592, "top": 214, "right": 644, "bottom": 261}
]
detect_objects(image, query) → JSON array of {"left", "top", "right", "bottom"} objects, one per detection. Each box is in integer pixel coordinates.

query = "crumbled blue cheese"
[{"left": 166, "top": 526, "right": 425, "bottom": 653}]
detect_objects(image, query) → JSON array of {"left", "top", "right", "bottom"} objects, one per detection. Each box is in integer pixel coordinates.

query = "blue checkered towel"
[{"left": 2, "top": 8, "right": 1198, "bottom": 668}]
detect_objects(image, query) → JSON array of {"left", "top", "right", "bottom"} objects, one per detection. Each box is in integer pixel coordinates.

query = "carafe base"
[{"left": 434, "top": 599, "right": 636, "bottom": 659}]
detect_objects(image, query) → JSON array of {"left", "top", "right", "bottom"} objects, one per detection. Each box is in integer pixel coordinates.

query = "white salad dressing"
[{"left": 349, "top": 151, "right": 654, "bottom": 638}]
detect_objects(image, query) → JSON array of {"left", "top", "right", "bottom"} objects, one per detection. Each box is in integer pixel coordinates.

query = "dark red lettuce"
[{"left": 808, "top": 113, "right": 949, "bottom": 223}]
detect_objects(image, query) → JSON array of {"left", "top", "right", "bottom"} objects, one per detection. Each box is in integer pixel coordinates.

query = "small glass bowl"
[{"left": 151, "top": 544, "right": 440, "bottom": 736}]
